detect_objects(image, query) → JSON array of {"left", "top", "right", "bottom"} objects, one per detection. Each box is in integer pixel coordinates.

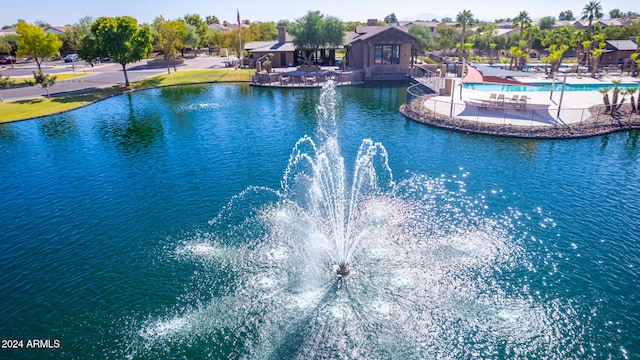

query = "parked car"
[
  {"left": 64, "top": 54, "right": 79, "bottom": 62},
  {"left": 0, "top": 56, "right": 15, "bottom": 64}
]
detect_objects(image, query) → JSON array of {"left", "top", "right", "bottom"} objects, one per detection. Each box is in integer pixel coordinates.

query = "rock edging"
[{"left": 400, "top": 95, "right": 640, "bottom": 139}]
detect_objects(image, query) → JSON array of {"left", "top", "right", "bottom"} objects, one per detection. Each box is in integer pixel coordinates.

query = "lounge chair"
[
  {"left": 497, "top": 94, "right": 505, "bottom": 108},
  {"left": 508, "top": 94, "right": 519, "bottom": 105},
  {"left": 518, "top": 95, "right": 529, "bottom": 108}
]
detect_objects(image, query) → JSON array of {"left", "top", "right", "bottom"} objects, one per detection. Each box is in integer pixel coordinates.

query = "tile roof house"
[
  {"left": 43, "top": 26, "right": 70, "bottom": 35},
  {"left": 244, "top": 27, "right": 297, "bottom": 68},
  {"left": 208, "top": 23, "right": 229, "bottom": 31},
  {"left": 346, "top": 26, "right": 419, "bottom": 80},
  {"left": 0, "top": 27, "right": 17, "bottom": 36},
  {"left": 601, "top": 39, "right": 638, "bottom": 65}
]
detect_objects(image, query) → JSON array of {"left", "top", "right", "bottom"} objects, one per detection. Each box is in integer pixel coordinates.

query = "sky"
[{"left": 1, "top": 0, "right": 634, "bottom": 27}]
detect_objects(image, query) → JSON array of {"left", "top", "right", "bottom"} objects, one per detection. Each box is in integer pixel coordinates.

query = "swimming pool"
[{"left": 463, "top": 82, "right": 640, "bottom": 92}]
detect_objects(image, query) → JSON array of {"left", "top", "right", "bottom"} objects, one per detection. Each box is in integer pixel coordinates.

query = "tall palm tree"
[
  {"left": 513, "top": 11, "right": 531, "bottom": 42},
  {"left": 581, "top": 1, "right": 603, "bottom": 28},
  {"left": 512, "top": 11, "right": 532, "bottom": 70},
  {"left": 456, "top": 9, "right": 474, "bottom": 61}
]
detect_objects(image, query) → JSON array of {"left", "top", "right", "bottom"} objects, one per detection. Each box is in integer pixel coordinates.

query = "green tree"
[
  {"left": 0, "top": 75, "right": 14, "bottom": 97},
  {"left": 152, "top": 16, "right": 188, "bottom": 74},
  {"left": 455, "top": 9, "right": 474, "bottom": 60},
  {"left": 34, "top": 20, "right": 50, "bottom": 28},
  {"left": 436, "top": 25, "right": 457, "bottom": 52},
  {"left": 16, "top": 21, "right": 62, "bottom": 72},
  {"left": 559, "top": 10, "right": 576, "bottom": 21},
  {"left": 205, "top": 15, "right": 220, "bottom": 25},
  {"left": 513, "top": 11, "right": 531, "bottom": 41},
  {"left": 59, "top": 16, "right": 93, "bottom": 55},
  {"left": 27, "top": 70, "right": 56, "bottom": 98},
  {"left": 384, "top": 13, "right": 398, "bottom": 25},
  {"left": 183, "top": 14, "right": 208, "bottom": 47},
  {"left": 183, "top": 24, "right": 200, "bottom": 57},
  {"left": 249, "top": 22, "right": 278, "bottom": 41},
  {"left": 288, "top": 10, "right": 344, "bottom": 66},
  {"left": 609, "top": 9, "right": 624, "bottom": 19},
  {"left": 344, "top": 21, "right": 363, "bottom": 32},
  {"left": 581, "top": 1, "right": 603, "bottom": 28},
  {"left": 538, "top": 16, "right": 556, "bottom": 30},
  {"left": 0, "top": 35, "right": 18, "bottom": 68},
  {"left": 409, "top": 25, "right": 434, "bottom": 52},
  {"left": 81, "top": 16, "right": 153, "bottom": 86}
]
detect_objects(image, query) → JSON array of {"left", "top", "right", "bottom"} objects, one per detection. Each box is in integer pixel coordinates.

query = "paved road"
[{"left": 0, "top": 57, "right": 230, "bottom": 101}]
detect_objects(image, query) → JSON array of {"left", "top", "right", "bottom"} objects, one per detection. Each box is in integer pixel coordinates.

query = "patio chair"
[
  {"left": 508, "top": 94, "right": 519, "bottom": 105},
  {"left": 497, "top": 94, "right": 505, "bottom": 108},
  {"left": 518, "top": 95, "right": 529, "bottom": 108}
]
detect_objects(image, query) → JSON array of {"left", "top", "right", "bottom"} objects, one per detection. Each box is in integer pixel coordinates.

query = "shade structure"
[{"left": 462, "top": 64, "right": 538, "bottom": 86}]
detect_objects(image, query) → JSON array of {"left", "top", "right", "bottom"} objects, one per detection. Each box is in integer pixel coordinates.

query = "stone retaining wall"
[{"left": 400, "top": 94, "right": 640, "bottom": 139}]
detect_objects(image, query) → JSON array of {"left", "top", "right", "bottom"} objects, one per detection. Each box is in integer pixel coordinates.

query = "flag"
[{"left": 236, "top": 10, "right": 241, "bottom": 28}]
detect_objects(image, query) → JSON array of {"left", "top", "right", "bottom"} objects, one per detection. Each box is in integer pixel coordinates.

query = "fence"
[
  {"left": 252, "top": 71, "right": 364, "bottom": 87},
  {"left": 402, "top": 94, "right": 640, "bottom": 138}
]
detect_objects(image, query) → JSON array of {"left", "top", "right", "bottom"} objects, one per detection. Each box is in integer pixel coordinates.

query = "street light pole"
[
  {"left": 556, "top": 70, "right": 568, "bottom": 119},
  {"left": 450, "top": 79, "right": 456, "bottom": 117}
]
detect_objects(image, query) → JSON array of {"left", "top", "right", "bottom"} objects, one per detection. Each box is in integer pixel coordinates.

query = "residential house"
[
  {"left": 43, "top": 26, "right": 69, "bottom": 35},
  {"left": 244, "top": 26, "right": 296, "bottom": 68},
  {"left": 398, "top": 21, "right": 439, "bottom": 37},
  {"left": 601, "top": 39, "right": 638, "bottom": 66},
  {"left": 0, "top": 27, "right": 16, "bottom": 37},
  {"left": 346, "top": 25, "right": 419, "bottom": 80},
  {"left": 208, "top": 23, "right": 229, "bottom": 31}
]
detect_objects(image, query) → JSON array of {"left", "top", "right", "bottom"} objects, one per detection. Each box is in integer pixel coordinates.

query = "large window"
[{"left": 374, "top": 45, "right": 400, "bottom": 65}]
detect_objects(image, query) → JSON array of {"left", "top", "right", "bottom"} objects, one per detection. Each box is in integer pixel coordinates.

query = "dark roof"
[
  {"left": 606, "top": 40, "right": 637, "bottom": 51},
  {"left": 350, "top": 26, "right": 418, "bottom": 44},
  {"left": 244, "top": 40, "right": 295, "bottom": 53}
]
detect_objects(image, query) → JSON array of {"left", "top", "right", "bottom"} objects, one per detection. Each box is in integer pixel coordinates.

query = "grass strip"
[{"left": 1, "top": 69, "right": 253, "bottom": 123}]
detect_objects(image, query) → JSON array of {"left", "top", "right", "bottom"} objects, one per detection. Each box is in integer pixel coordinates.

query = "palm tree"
[
  {"left": 456, "top": 9, "right": 474, "bottom": 61},
  {"left": 512, "top": 11, "right": 532, "bottom": 70},
  {"left": 513, "top": 11, "right": 531, "bottom": 42},
  {"left": 581, "top": 1, "right": 603, "bottom": 29},
  {"left": 598, "top": 87, "right": 610, "bottom": 111},
  {"left": 610, "top": 79, "right": 622, "bottom": 115},
  {"left": 627, "top": 87, "right": 638, "bottom": 114}
]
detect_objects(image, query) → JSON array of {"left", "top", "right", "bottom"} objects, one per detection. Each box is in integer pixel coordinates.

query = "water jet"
[{"left": 132, "top": 81, "right": 580, "bottom": 359}]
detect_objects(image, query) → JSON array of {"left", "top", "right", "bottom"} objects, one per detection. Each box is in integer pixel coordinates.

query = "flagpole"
[{"left": 237, "top": 9, "right": 242, "bottom": 61}]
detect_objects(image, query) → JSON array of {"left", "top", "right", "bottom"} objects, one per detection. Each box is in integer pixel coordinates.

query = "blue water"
[
  {"left": 1, "top": 84, "right": 639, "bottom": 358},
  {"left": 463, "top": 81, "right": 640, "bottom": 92}
]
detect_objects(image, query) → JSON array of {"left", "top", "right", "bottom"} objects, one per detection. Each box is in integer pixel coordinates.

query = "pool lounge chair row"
[{"left": 481, "top": 94, "right": 531, "bottom": 109}]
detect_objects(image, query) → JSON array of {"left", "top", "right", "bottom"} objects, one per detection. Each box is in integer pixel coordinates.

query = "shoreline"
[
  {"left": 400, "top": 94, "right": 640, "bottom": 139},
  {"left": 0, "top": 69, "right": 253, "bottom": 123}
]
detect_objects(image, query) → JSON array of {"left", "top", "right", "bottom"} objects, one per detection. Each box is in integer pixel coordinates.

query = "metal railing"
[{"left": 402, "top": 94, "right": 640, "bottom": 138}]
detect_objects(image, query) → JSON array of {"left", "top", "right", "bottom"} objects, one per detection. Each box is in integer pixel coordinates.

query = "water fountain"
[{"left": 129, "top": 81, "right": 578, "bottom": 359}]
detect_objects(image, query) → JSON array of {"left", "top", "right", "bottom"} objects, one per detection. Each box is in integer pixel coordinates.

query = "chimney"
[
  {"left": 367, "top": 19, "right": 378, "bottom": 26},
  {"left": 278, "top": 26, "right": 286, "bottom": 44}
]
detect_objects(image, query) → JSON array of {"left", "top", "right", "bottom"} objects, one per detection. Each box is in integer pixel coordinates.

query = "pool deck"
[{"left": 402, "top": 74, "right": 640, "bottom": 138}]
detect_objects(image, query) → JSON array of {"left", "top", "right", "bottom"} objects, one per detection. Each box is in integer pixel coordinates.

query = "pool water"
[{"left": 463, "top": 81, "right": 640, "bottom": 92}]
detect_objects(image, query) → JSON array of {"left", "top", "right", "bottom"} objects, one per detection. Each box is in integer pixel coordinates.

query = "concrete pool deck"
[{"left": 401, "top": 74, "right": 640, "bottom": 138}]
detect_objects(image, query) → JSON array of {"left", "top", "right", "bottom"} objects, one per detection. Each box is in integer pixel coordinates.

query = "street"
[{"left": 0, "top": 56, "right": 230, "bottom": 101}]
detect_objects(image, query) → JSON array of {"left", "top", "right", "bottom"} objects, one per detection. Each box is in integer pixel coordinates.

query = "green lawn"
[
  {"left": 0, "top": 69, "right": 254, "bottom": 123},
  {"left": 0, "top": 87, "right": 126, "bottom": 122}
]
